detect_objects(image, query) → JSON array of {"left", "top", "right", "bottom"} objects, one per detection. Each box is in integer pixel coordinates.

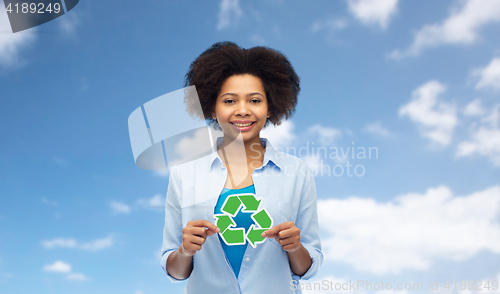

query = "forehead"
[{"left": 219, "top": 74, "right": 265, "bottom": 95}]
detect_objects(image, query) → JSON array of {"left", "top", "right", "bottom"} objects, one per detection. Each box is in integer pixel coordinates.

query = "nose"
[{"left": 235, "top": 100, "right": 251, "bottom": 116}]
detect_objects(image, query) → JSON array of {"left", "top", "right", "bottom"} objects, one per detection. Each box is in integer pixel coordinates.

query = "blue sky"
[{"left": 1, "top": 0, "right": 500, "bottom": 293}]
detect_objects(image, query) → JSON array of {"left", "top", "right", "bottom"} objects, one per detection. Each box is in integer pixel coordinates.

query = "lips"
[
  {"left": 229, "top": 121, "right": 256, "bottom": 132},
  {"left": 230, "top": 121, "right": 256, "bottom": 127},
  {"left": 230, "top": 120, "right": 256, "bottom": 123}
]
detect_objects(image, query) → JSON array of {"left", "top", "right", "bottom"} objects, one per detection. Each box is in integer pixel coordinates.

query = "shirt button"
[
  {"left": 245, "top": 257, "right": 250, "bottom": 262},
  {"left": 254, "top": 173, "right": 259, "bottom": 178}
]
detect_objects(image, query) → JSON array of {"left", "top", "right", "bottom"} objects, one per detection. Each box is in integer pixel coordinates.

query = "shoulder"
[
  {"left": 277, "top": 151, "right": 310, "bottom": 169},
  {"left": 266, "top": 145, "right": 312, "bottom": 178}
]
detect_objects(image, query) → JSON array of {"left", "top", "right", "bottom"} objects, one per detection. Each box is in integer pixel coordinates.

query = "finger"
[
  {"left": 193, "top": 227, "right": 208, "bottom": 239},
  {"left": 277, "top": 229, "right": 293, "bottom": 239},
  {"left": 188, "top": 235, "right": 206, "bottom": 246},
  {"left": 263, "top": 231, "right": 278, "bottom": 239},
  {"left": 205, "top": 228, "right": 218, "bottom": 237},
  {"left": 261, "top": 224, "right": 282, "bottom": 238},
  {"left": 184, "top": 243, "right": 202, "bottom": 252},
  {"left": 188, "top": 220, "right": 221, "bottom": 233},
  {"left": 262, "top": 222, "right": 292, "bottom": 238},
  {"left": 186, "top": 227, "right": 207, "bottom": 239},
  {"left": 276, "top": 235, "right": 292, "bottom": 244},
  {"left": 278, "top": 227, "right": 300, "bottom": 239},
  {"left": 201, "top": 220, "right": 221, "bottom": 233},
  {"left": 278, "top": 237, "right": 295, "bottom": 247}
]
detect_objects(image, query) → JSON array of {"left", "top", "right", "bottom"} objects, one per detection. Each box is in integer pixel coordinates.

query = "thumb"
[{"left": 205, "top": 227, "right": 219, "bottom": 237}]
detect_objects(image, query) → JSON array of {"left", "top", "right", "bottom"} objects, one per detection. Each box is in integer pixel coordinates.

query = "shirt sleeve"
[
  {"left": 292, "top": 164, "right": 323, "bottom": 280},
  {"left": 160, "top": 166, "right": 188, "bottom": 282}
]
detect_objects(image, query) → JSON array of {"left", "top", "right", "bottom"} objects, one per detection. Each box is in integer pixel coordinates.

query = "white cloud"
[
  {"left": 216, "top": 0, "right": 243, "bottom": 30},
  {"left": 153, "top": 169, "right": 169, "bottom": 178},
  {"left": 43, "top": 261, "right": 71, "bottom": 273},
  {"left": 42, "top": 236, "right": 114, "bottom": 251},
  {"left": 80, "top": 76, "right": 88, "bottom": 91},
  {"left": 42, "top": 238, "right": 78, "bottom": 249},
  {"left": 318, "top": 185, "right": 500, "bottom": 275},
  {"left": 347, "top": 0, "right": 399, "bottom": 29},
  {"left": 456, "top": 104, "right": 500, "bottom": 165},
  {"left": 261, "top": 120, "right": 297, "bottom": 148},
  {"left": 109, "top": 200, "right": 131, "bottom": 214},
  {"left": 310, "top": 17, "right": 348, "bottom": 43},
  {"left": 174, "top": 127, "right": 213, "bottom": 165},
  {"left": 311, "top": 18, "right": 348, "bottom": 33},
  {"left": 249, "top": 34, "right": 265, "bottom": 44},
  {"left": 390, "top": 0, "right": 500, "bottom": 58},
  {"left": 66, "top": 273, "right": 88, "bottom": 281},
  {"left": 457, "top": 127, "right": 500, "bottom": 165},
  {"left": 80, "top": 236, "right": 114, "bottom": 251},
  {"left": 471, "top": 57, "right": 500, "bottom": 91},
  {"left": 399, "top": 80, "right": 457, "bottom": 146},
  {"left": 307, "top": 124, "right": 342, "bottom": 146},
  {"left": 52, "top": 157, "right": 69, "bottom": 166},
  {"left": 41, "top": 197, "right": 59, "bottom": 206},
  {"left": 301, "top": 155, "right": 345, "bottom": 177},
  {"left": 0, "top": 272, "right": 14, "bottom": 280},
  {"left": 463, "top": 99, "right": 485, "bottom": 116},
  {"left": 483, "top": 103, "right": 500, "bottom": 127},
  {"left": 302, "top": 155, "right": 322, "bottom": 176},
  {"left": 43, "top": 261, "right": 89, "bottom": 281},
  {"left": 58, "top": 11, "right": 79, "bottom": 36},
  {"left": 0, "top": 4, "right": 36, "bottom": 69},
  {"left": 137, "top": 194, "right": 164, "bottom": 209},
  {"left": 362, "top": 121, "right": 391, "bottom": 137}
]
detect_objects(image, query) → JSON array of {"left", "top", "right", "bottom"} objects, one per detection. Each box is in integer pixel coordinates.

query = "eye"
[
  {"left": 224, "top": 99, "right": 235, "bottom": 104},
  {"left": 250, "top": 99, "right": 261, "bottom": 103}
]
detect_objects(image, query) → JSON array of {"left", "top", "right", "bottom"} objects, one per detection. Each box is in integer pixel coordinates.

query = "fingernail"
[{"left": 261, "top": 232, "right": 266, "bottom": 237}]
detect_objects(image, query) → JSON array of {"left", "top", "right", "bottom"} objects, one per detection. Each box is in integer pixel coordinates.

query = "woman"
[{"left": 161, "top": 41, "right": 323, "bottom": 293}]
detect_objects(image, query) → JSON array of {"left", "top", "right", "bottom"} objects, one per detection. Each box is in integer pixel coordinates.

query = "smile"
[
  {"left": 229, "top": 121, "right": 256, "bottom": 132},
  {"left": 231, "top": 122, "right": 255, "bottom": 127}
]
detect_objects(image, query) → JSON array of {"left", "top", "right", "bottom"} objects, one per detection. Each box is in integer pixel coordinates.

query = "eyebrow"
[{"left": 220, "top": 92, "right": 265, "bottom": 99}]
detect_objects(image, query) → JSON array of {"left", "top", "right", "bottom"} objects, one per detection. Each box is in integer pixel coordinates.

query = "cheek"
[
  {"left": 214, "top": 104, "right": 230, "bottom": 120},
  {"left": 259, "top": 107, "right": 270, "bottom": 119},
  {"left": 256, "top": 102, "right": 268, "bottom": 116}
]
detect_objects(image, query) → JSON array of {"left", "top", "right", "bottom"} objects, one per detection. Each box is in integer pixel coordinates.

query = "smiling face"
[{"left": 212, "top": 74, "right": 271, "bottom": 145}]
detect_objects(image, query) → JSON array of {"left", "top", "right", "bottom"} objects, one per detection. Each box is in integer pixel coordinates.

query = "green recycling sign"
[{"left": 214, "top": 193, "right": 273, "bottom": 248}]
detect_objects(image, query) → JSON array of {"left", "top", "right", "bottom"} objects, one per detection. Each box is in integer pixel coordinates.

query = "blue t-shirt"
[{"left": 214, "top": 184, "right": 255, "bottom": 278}]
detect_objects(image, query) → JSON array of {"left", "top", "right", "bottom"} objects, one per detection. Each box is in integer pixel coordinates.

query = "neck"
[{"left": 218, "top": 135, "right": 266, "bottom": 165}]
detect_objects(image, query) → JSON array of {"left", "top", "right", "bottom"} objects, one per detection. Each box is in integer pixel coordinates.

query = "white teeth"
[{"left": 233, "top": 122, "right": 253, "bottom": 127}]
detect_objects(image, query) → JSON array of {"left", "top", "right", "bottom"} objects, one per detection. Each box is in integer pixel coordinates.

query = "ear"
[{"left": 267, "top": 109, "right": 271, "bottom": 118}]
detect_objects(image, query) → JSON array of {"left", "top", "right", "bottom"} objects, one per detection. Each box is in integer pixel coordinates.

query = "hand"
[
  {"left": 179, "top": 220, "right": 220, "bottom": 257},
  {"left": 261, "top": 221, "right": 301, "bottom": 252}
]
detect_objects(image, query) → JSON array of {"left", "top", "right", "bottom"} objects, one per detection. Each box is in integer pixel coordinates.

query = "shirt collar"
[{"left": 209, "top": 137, "right": 282, "bottom": 172}]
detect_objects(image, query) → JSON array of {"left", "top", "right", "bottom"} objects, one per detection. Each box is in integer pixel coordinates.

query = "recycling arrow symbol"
[{"left": 214, "top": 193, "right": 273, "bottom": 248}]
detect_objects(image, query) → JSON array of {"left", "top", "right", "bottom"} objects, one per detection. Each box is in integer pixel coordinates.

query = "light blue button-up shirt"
[{"left": 161, "top": 137, "right": 323, "bottom": 294}]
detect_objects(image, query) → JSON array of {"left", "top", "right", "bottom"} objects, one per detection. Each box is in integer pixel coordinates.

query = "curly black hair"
[{"left": 184, "top": 41, "right": 300, "bottom": 129}]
